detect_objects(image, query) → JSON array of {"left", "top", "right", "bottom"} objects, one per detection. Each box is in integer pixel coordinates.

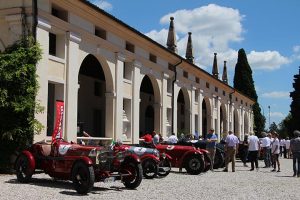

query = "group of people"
[{"left": 140, "top": 128, "right": 300, "bottom": 177}]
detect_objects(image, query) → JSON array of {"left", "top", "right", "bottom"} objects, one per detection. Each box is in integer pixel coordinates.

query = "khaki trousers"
[{"left": 225, "top": 147, "right": 236, "bottom": 172}]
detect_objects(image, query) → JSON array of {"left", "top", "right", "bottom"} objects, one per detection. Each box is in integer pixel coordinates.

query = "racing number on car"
[
  {"left": 133, "top": 147, "right": 147, "bottom": 155},
  {"left": 58, "top": 144, "right": 71, "bottom": 155},
  {"left": 166, "top": 145, "right": 175, "bottom": 151}
]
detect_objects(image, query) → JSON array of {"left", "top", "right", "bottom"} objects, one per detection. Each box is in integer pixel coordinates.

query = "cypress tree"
[
  {"left": 233, "top": 48, "right": 265, "bottom": 135},
  {"left": 290, "top": 67, "right": 300, "bottom": 132}
]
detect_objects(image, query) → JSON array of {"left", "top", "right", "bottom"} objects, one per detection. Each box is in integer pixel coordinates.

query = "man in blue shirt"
[{"left": 206, "top": 128, "right": 218, "bottom": 171}]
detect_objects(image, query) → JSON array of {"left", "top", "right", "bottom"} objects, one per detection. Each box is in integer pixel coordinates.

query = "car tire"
[
  {"left": 158, "top": 158, "right": 171, "bottom": 177},
  {"left": 122, "top": 161, "right": 143, "bottom": 189},
  {"left": 72, "top": 162, "right": 95, "bottom": 194},
  {"left": 15, "top": 154, "right": 34, "bottom": 183},
  {"left": 142, "top": 159, "right": 158, "bottom": 179},
  {"left": 185, "top": 155, "right": 204, "bottom": 175}
]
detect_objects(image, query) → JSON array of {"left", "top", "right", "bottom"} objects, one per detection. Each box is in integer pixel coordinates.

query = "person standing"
[
  {"left": 248, "top": 132, "right": 260, "bottom": 171},
  {"left": 152, "top": 131, "right": 160, "bottom": 145},
  {"left": 285, "top": 137, "right": 291, "bottom": 159},
  {"left": 261, "top": 132, "right": 271, "bottom": 167},
  {"left": 223, "top": 131, "right": 239, "bottom": 172},
  {"left": 271, "top": 132, "right": 280, "bottom": 172},
  {"left": 290, "top": 130, "right": 300, "bottom": 177},
  {"left": 280, "top": 138, "right": 285, "bottom": 157},
  {"left": 205, "top": 129, "right": 218, "bottom": 171},
  {"left": 240, "top": 135, "right": 249, "bottom": 167}
]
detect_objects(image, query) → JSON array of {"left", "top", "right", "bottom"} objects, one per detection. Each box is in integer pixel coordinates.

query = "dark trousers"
[
  {"left": 293, "top": 152, "right": 300, "bottom": 175},
  {"left": 283, "top": 147, "right": 287, "bottom": 158},
  {"left": 248, "top": 151, "right": 259, "bottom": 169},
  {"left": 272, "top": 154, "right": 280, "bottom": 170},
  {"left": 263, "top": 147, "right": 271, "bottom": 167}
]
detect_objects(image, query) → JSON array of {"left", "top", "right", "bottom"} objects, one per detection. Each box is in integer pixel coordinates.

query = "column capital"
[
  {"left": 37, "top": 17, "right": 51, "bottom": 30},
  {"left": 105, "top": 92, "right": 116, "bottom": 98},
  {"left": 133, "top": 60, "right": 142, "bottom": 68},
  {"left": 68, "top": 32, "right": 81, "bottom": 44},
  {"left": 163, "top": 72, "right": 170, "bottom": 79},
  {"left": 116, "top": 52, "right": 126, "bottom": 62},
  {"left": 200, "top": 89, "right": 204, "bottom": 94},
  {"left": 192, "top": 86, "right": 197, "bottom": 91}
]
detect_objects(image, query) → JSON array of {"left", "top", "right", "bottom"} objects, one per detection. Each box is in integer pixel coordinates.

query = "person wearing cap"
[
  {"left": 290, "top": 130, "right": 300, "bottom": 177},
  {"left": 271, "top": 131, "right": 280, "bottom": 172},
  {"left": 205, "top": 128, "right": 218, "bottom": 171}
]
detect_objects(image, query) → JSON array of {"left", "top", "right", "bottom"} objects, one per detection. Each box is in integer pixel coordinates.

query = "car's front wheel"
[
  {"left": 158, "top": 158, "right": 171, "bottom": 177},
  {"left": 122, "top": 161, "right": 142, "bottom": 189},
  {"left": 142, "top": 159, "right": 158, "bottom": 179},
  {"left": 185, "top": 155, "right": 204, "bottom": 175},
  {"left": 15, "top": 154, "right": 34, "bottom": 183},
  {"left": 72, "top": 162, "right": 95, "bottom": 194}
]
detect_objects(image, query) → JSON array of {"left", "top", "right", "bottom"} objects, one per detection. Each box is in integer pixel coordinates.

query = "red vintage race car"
[
  {"left": 115, "top": 144, "right": 172, "bottom": 179},
  {"left": 14, "top": 139, "right": 143, "bottom": 194},
  {"left": 141, "top": 143, "right": 208, "bottom": 175}
]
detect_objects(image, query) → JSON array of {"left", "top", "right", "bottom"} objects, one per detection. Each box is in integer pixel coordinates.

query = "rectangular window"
[
  {"left": 206, "top": 82, "right": 210, "bottom": 88},
  {"left": 168, "top": 63, "right": 175, "bottom": 71},
  {"left": 236, "top": 97, "right": 238, "bottom": 102},
  {"left": 123, "top": 62, "right": 132, "bottom": 80},
  {"left": 149, "top": 53, "right": 157, "bottom": 63},
  {"left": 95, "top": 27, "right": 107, "bottom": 40},
  {"left": 246, "top": 102, "right": 248, "bottom": 106},
  {"left": 195, "top": 90, "right": 199, "bottom": 102},
  {"left": 223, "top": 90, "right": 226, "bottom": 96},
  {"left": 183, "top": 71, "right": 188, "bottom": 78},
  {"left": 215, "top": 87, "right": 218, "bottom": 92},
  {"left": 126, "top": 41, "right": 135, "bottom": 53},
  {"left": 49, "top": 33, "right": 56, "bottom": 56},
  {"left": 51, "top": 5, "right": 68, "bottom": 21},
  {"left": 47, "top": 83, "right": 55, "bottom": 136},
  {"left": 196, "top": 77, "right": 200, "bottom": 84},
  {"left": 241, "top": 100, "right": 243, "bottom": 104}
]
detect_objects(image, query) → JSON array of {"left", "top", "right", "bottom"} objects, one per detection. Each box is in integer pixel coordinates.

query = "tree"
[
  {"left": 233, "top": 48, "right": 265, "bottom": 135},
  {"left": 269, "top": 122, "right": 278, "bottom": 133},
  {"left": 0, "top": 37, "right": 42, "bottom": 171},
  {"left": 278, "top": 113, "right": 292, "bottom": 139},
  {"left": 290, "top": 68, "right": 300, "bottom": 133}
]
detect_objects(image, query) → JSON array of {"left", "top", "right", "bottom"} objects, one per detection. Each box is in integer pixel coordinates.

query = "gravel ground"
[{"left": 1, "top": 158, "right": 299, "bottom": 200}]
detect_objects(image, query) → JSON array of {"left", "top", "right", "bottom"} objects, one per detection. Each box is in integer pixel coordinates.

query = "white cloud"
[
  {"left": 145, "top": 4, "right": 243, "bottom": 70},
  {"left": 247, "top": 50, "right": 290, "bottom": 70},
  {"left": 292, "top": 45, "right": 300, "bottom": 61},
  {"left": 145, "top": 4, "right": 289, "bottom": 73},
  {"left": 88, "top": 0, "right": 113, "bottom": 11},
  {"left": 270, "top": 112, "right": 285, "bottom": 118},
  {"left": 261, "top": 91, "right": 290, "bottom": 99}
]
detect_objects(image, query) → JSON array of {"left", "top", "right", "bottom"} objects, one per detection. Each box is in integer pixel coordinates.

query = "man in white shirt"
[
  {"left": 271, "top": 131, "right": 281, "bottom": 172},
  {"left": 223, "top": 131, "right": 239, "bottom": 172},
  {"left": 167, "top": 133, "right": 178, "bottom": 144},
  {"left": 261, "top": 132, "right": 271, "bottom": 168},
  {"left": 285, "top": 137, "right": 291, "bottom": 159},
  {"left": 248, "top": 132, "right": 260, "bottom": 171}
]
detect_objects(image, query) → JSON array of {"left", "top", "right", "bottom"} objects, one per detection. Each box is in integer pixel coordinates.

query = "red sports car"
[{"left": 15, "top": 139, "right": 143, "bottom": 194}]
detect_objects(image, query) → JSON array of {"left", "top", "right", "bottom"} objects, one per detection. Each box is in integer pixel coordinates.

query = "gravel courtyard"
[{"left": 1, "top": 158, "right": 299, "bottom": 200}]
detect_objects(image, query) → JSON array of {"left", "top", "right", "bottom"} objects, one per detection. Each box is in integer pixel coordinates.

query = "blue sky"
[{"left": 88, "top": 0, "right": 300, "bottom": 128}]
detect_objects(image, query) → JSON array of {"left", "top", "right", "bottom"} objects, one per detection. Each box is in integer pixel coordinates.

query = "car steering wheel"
[{"left": 51, "top": 137, "right": 64, "bottom": 145}]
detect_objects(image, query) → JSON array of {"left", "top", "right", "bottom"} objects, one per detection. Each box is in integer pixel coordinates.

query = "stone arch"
[
  {"left": 220, "top": 103, "right": 228, "bottom": 138},
  {"left": 77, "top": 54, "right": 114, "bottom": 138},
  {"left": 177, "top": 88, "right": 190, "bottom": 134},
  {"left": 139, "top": 74, "right": 161, "bottom": 136},
  {"left": 202, "top": 97, "right": 212, "bottom": 139}
]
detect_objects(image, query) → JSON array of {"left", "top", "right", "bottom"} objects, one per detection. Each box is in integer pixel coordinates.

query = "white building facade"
[{"left": 0, "top": 0, "right": 254, "bottom": 144}]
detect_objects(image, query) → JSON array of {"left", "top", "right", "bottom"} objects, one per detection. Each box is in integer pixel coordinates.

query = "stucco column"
[
  {"left": 132, "top": 60, "right": 141, "bottom": 144},
  {"left": 105, "top": 92, "right": 116, "bottom": 139},
  {"left": 199, "top": 90, "right": 204, "bottom": 137},
  {"left": 191, "top": 87, "right": 196, "bottom": 136},
  {"left": 114, "top": 53, "right": 125, "bottom": 141},
  {"left": 161, "top": 73, "right": 169, "bottom": 138},
  {"left": 216, "top": 96, "right": 221, "bottom": 141},
  {"left": 229, "top": 102, "right": 234, "bottom": 132},
  {"left": 34, "top": 19, "right": 52, "bottom": 142},
  {"left": 65, "top": 32, "right": 81, "bottom": 142},
  {"left": 173, "top": 80, "right": 180, "bottom": 134}
]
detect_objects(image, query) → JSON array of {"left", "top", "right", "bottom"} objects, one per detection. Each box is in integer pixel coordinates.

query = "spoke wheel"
[
  {"left": 72, "top": 162, "right": 95, "bottom": 194},
  {"left": 15, "top": 155, "right": 34, "bottom": 183},
  {"left": 185, "top": 155, "right": 204, "bottom": 175},
  {"left": 142, "top": 159, "right": 158, "bottom": 179},
  {"left": 122, "top": 161, "right": 142, "bottom": 189},
  {"left": 158, "top": 158, "right": 171, "bottom": 177}
]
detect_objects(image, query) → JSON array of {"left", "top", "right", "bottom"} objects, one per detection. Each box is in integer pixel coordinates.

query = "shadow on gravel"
[
  {"left": 275, "top": 175, "right": 295, "bottom": 178},
  {"left": 6, "top": 178, "right": 134, "bottom": 196}
]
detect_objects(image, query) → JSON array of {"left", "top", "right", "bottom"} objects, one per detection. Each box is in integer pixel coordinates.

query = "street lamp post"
[{"left": 268, "top": 105, "right": 271, "bottom": 130}]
